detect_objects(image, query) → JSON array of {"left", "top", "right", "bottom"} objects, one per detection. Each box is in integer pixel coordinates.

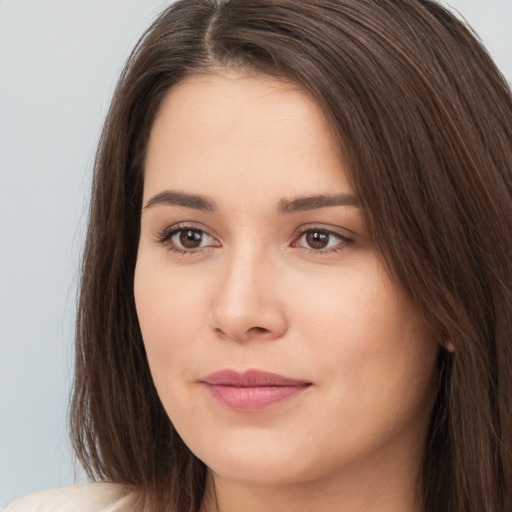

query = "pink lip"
[{"left": 200, "top": 369, "right": 312, "bottom": 411}]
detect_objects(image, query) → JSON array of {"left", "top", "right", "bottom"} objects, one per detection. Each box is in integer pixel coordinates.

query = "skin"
[{"left": 134, "top": 70, "right": 440, "bottom": 512}]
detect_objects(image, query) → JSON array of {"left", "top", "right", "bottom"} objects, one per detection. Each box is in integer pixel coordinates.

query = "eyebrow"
[
  {"left": 144, "top": 191, "right": 216, "bottom": 211},
  {"left": 276, "top": 194, "right": 358, "bottom": 214},
  {"left": 143, "top": 190, "right": 358, "bottom": 213}
]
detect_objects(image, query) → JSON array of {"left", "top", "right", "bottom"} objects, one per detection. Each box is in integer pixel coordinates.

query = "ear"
[{"left": 444, "top": 340, "right": 455, "bottom": 353}]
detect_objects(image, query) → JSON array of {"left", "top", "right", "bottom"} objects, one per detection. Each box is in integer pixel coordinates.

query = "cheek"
[
  {"left": 287, "top": 254, "right": 437, "bottom": 402},
  {"left": 287, "top": 255, "right": 402, "bottom": 357},
  {"left": 133, "top": 255, "right": 209, "bottom": 383}
]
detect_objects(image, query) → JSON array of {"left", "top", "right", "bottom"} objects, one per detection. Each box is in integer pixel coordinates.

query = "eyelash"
[
  {"left": 156, "top": 224, "right": 355, "bottom": 255},
  {"left": 292, "top": 227, "right": 355, "bottom": 254},
  {"left": 156, "top": 223, "right": 217, "bottom": 255}
]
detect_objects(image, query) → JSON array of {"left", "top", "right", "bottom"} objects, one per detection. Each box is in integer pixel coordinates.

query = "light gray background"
[{"left": 0, "top": 0, "right": 511, "bottom": 506}]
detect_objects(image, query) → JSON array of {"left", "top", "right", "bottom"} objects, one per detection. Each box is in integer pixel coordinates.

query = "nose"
[{"left": 208, "top": 246, "right": 288, "bottom": 343}]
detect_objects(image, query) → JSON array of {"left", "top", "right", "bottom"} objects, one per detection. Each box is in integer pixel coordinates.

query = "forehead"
[{"left": 143, "top": 70, "right": 351, "bottom": 203}]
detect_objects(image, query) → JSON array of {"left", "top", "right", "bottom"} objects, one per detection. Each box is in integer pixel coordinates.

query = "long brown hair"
[{"left": 71, "top": 1, "right": 512, "bottom": 511}]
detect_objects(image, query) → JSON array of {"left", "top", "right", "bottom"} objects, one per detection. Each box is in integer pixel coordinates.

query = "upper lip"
[{"left": 201, "top": 369, "right": 311, "bottom": 387}]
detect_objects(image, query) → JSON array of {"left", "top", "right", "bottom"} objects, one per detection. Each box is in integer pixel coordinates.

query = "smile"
[{"left": 200, "top": 369, "right": 312, "bottom": 411}]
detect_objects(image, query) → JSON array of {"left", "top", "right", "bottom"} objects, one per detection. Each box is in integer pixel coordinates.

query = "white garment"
[{"left": 2, "top": 483, "right": 136, "bottom": 512}]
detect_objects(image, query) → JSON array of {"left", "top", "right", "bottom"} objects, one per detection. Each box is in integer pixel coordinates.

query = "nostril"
[
  {"left": 248, "top": 326, "right": 269, "bottom": 335},
  {"left": 213, "top": 325, "right": 271, "bottom": 341}
]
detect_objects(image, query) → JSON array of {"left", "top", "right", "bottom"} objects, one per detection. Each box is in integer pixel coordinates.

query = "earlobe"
[{"left": 444, "top": 340, "right": 455, "bottom": 353}]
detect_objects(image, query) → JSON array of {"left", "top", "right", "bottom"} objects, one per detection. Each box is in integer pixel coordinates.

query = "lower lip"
[{"left": 203, "top": 384, "right": 310, "bottom": 411}]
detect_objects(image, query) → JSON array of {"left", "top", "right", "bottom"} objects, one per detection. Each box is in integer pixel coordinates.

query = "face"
[{"left": 134, "top": 71, "right": 439, "bottom": 488}]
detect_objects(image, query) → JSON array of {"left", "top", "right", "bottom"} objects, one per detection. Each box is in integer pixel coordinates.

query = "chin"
[
  {"left": 208, "top": 456, "right": 314, "bottom": 486},
  {"left": 191, "top": 431, "right": 327, "bottom": 486}
]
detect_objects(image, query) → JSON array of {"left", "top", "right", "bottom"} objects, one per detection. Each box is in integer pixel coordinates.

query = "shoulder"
[{"left": 3, "top": 482, "right": 138, "bottom": 512}]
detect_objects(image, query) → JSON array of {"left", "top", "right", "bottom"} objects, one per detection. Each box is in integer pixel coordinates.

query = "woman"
[{"left": 5, "top": 0, "right": 511, "bottom": 511}]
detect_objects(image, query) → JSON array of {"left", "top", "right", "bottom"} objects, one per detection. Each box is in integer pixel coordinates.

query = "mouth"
[{"left": 199, "top": 369, "right": 312, "bottom": 411}]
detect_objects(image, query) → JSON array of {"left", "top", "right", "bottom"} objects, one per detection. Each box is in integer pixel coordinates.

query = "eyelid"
[
  {"left": 292, "top": 223, "right": 356, "bottom": 240},
  {"left": 291, "top": 224, "right": 355, "bottom": 253},
  {"left": 154, "top": 222, "right": 356, "bottom": 255},
  {"left": 156, "top": 222, "right": 221, "bottom": 253}
]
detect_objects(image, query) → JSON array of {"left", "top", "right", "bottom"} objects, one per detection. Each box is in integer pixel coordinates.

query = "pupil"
[
  {"left": 180, "top": 229, "right": 202, "bottom": 248},
  {"left": 306, "top": 231, "right": 329, "bottom": 249}
]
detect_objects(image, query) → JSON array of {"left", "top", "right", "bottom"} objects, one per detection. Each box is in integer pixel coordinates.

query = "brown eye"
[
  {"left": 294, "top": 228, "right": 353, "bottom": 253},
  {"left": 305, "top": 231, "right": 330, "bottom": 249},
  {"left": 161, "top": 226, "right": 219, "bottom": 253},
  {"left": 179, "top": 229, "right": 204, "bottom": 249}
]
